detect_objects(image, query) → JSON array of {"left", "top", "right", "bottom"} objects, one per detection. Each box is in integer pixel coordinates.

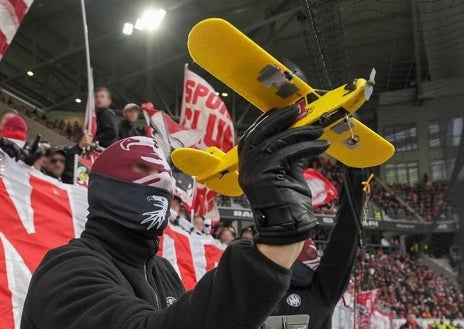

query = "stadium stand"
[{"left": 356, "top": 250, "right": 464, "bottom": 320}]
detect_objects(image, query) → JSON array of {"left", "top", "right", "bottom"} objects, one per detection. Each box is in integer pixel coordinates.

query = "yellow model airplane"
[{"left": 171, "top": 18, "right": 395, "bottom": 197}]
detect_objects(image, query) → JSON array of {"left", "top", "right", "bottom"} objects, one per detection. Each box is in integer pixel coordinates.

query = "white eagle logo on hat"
[{"left": 141, "top": 195, "right": 169, "bottom": 230}]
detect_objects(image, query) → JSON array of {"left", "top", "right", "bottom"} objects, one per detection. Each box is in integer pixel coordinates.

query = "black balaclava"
[{"left": 87, "top": 136, "right": 173, "bottom": 239}]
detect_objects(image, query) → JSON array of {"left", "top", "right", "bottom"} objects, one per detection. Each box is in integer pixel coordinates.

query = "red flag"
[
  {"left": 180, "top": 65, "right": 235, "bottom": 218},
  {"left": 355, "top": 289, "right": 380, "bottom": 329},
  {"left": 0, "top": 0, "right": 34, "bottom": 60},
  {"left": 303, "top": 169, "right": 338, "bottom": 207}
]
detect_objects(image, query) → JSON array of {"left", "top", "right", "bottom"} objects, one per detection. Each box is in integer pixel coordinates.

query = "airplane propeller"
[{"left": 364, "top": 68, "right": 376, "bottom": 100}]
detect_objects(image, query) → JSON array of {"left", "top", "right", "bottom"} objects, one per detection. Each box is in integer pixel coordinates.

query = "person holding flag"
[{"left": 94, "top": 87, "right": 118, "bottom": 148}]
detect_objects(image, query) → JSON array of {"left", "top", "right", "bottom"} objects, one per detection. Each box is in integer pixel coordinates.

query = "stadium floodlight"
[
  {"left": 136, "top": 9, "right": 166, "bottom": 31},
  {"left": 75, "top": 98, "right": 82, "bottom": 104},
  {"left": 134, "top": 18, "right": 144, "bottom": 31},
  {"left": 26, "top": 71, "right": 34, "bottom": 77},
  {"left": 122, "top": 23, "right": 134, "bottom": 35}
]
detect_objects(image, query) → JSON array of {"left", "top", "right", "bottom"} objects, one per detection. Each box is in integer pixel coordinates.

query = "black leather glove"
[
  {"left": 0, "top": 137, "right": 23, "bottom": 161},
  {"left": 23, "top": 136, "right": 46, "bottom": 166},
  {"left": 238, "top": 105, "right": 330, "bottom": 245}
]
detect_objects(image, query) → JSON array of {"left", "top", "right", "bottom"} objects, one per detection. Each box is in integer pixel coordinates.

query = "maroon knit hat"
[{"left": 91, "top": 136, "right": 173, "bottom": 191}]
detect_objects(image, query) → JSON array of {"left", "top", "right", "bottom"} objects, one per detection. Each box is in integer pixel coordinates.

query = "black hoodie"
[
  {"left": 20, "top": 175, "right": 292, "bottom": 329},
  {"left": 271, "top": 169, "right": 364, "bottom": 329},
  {"left": 21, "top": 218, "right": 292, "bottom": 329}
]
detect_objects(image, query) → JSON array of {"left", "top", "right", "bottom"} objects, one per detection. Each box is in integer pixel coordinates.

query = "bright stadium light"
[
  {"left": 134, "top": 18, "right": 144, "bottom": 31},
  {"left": 122, "top": 23, "right": 134, "bottom": 35},
  {"left": 27, "top": 71, "right": 34, "bottom": 77},
  {"left": 136, "top": 9, "right": 166, "bottom": 31},
  {"left": 75, "top": 98, "right": 82, "bottom": 104}
]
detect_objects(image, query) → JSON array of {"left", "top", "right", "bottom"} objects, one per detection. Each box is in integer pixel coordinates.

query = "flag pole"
[{"left": 80, "top": 0, "right": 94, "bottom": 135}]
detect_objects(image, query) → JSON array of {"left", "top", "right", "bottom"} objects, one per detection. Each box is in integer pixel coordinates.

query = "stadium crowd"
[
  {"left": 357, "top": 250, "right": 464, "bottom": 320},
  {"left": 217, "top": 157, "right": 457, "bottom": 222},
  {"left": 371, "top": 179, "right": 455, "bottom": 222}
]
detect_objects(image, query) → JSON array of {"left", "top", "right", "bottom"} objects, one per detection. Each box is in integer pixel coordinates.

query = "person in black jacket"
[
  {"left": 271, "top": 167, "right": 365, "bottom": 329},
  {"left": 95, "top": 87, "right": 118, "bottom": 147},
  {"left": 42, "top": 146, "right": 66, "bottom": 181},
  {"left": 399, "top": 313, "right": 423, "bottom": 329},
  {"left": 118, "top": 103, "right": 141, "bottom": 139},
  {"left": 60, "top": 132, "right": 93, "bottom": 184},
  {"left": 21, "top": 105, "right": 330, "bottom": 329}
]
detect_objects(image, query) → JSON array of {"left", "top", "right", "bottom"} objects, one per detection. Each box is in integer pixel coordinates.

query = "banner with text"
[
  {"left": 180, "top": 66, "right": 234, "bottom": 152},
  {"left": 180, "top": 66, "right": 235, "bottom": 218}
]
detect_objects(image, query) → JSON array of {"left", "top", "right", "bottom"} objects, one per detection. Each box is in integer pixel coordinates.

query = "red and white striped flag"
[{"left": 0, "top": 0, "right": 34, "bottom": 60}]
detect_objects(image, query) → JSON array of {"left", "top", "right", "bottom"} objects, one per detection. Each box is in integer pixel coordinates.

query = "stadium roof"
[{"left": 0, "top": 0, "right": 462, "bottom": 129}]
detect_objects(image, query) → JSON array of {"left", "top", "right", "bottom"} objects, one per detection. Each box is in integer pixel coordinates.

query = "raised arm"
[{"left": 311, "top": 167, "right": 365, "bottom": 305}]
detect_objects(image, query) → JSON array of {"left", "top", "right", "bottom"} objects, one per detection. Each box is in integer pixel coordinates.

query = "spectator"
[
  {"left": 432, "top": 319, "right": 448, "bottom": 329},
  {"left": 42, "top": 147, "right": 66, "bottom": 181},
  {"left": 217, "top": 227, "right": 235, "bottom": 245},
  {"left": 61, "top": 133, "right": 93, "bottom": 184},
  {"left": 0, "top": 108, "right": 18, "bottom": 135},
  {"left": 27, "top": 140, "right": 50, "bottom": 172},
  {"left": 1, "top": 114, "right": 27, "bottom": 146},
  {"left": 356, "top": 251, "right": 464, "bottom": 319},
  {"left": 399, "top": 313, "right": 423, "bottom": 329},
  {"left": 0, "top": 115, "right": 47, "bottom": 168},
  {"left": 192, "top": 215, "right": 205, "bottom": 235},
  {"left": 240, "top": 226, "right": 255, "bottom": 240},
  {"left": 169, "top": 196, "right": 193, "bottom": 233},
  {"left": 94, "top": 87, "right": 118, "bottom": 147},
  {"left": 118, "top": 103, "right": 141, "bottom": 139},
  {"left": 178, "top": 206, "right": 190, "bottom": 222}
]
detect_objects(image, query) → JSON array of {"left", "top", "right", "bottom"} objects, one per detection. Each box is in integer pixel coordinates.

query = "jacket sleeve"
[
  {"left": 22, "top": 240, "right": 291, "bottom": 329},
  {"left": 309, "top": 168, "right": 365, "bottom": 306},
  {"left": 61, "top": 145, "right": 83, "bottom": 184},
  {"left": 96, "top": 111, "right": 119, "bottom": 147}
]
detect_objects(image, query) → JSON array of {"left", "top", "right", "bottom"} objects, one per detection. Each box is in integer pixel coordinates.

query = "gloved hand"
[
  {"left": 23, "top": 145, "right": 46, "bottom": 166},
  {"left": 238, "top": 105, "right": 330, "bottom": 245},
  {"left": 23, "top": 135, "right": 47, "bottom": 166},
  {"left": 0, "top": 137, "right": 24, "bottom": 161}
]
